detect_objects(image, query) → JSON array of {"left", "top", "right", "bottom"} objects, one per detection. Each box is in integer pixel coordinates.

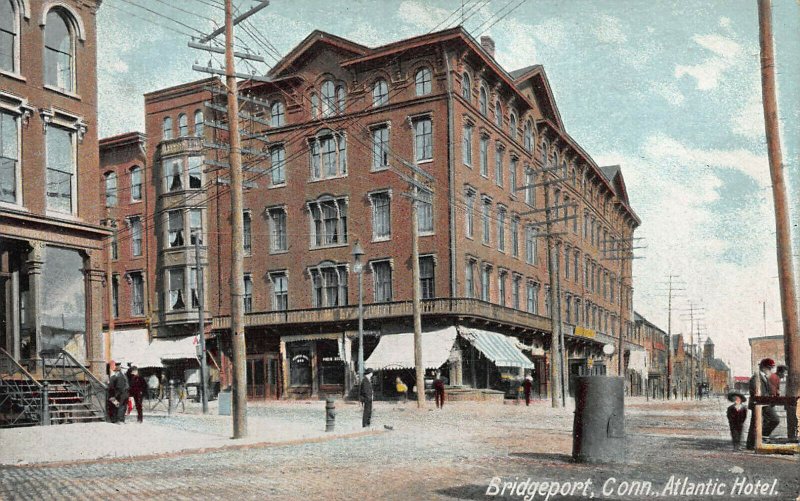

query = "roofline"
[
  {"left": 518, "top": 66, "right": 564, "bottom": 129},
  {"left": 143, "top": 77, "right": 219, "bottom": 103},
  {"left": 99, "top": 131, "right": 147, "bottom": 150},
  {"left": 749, "top": 335, "right": 785, "bottom": 343},
  {"left": 267, "top": 30, "right": 370, "bottom": 78}
]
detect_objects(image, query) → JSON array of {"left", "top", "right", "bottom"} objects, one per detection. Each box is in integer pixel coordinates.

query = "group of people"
[
  {"left": 107, "top": 361, "right": 146, "bottom": 424},
  {"left": 359, "top": 370, "right": 449, "bottom": 428},
  {"left": 726, "top": 357, "right": 797, "bottom": 451}
]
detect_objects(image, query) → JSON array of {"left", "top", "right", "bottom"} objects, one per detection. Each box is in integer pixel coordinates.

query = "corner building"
[
  {"left": 1, "top": 0, "right": 109, "bottom": 376},
  {"left": 104, "top": 27, "right": 640, "bottom": 400}
]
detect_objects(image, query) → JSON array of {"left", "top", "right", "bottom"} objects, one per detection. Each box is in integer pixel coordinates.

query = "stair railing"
[
  {"left": 40, "top": 349, "right": 108, "bottom": 421},
  {"left": 0, "top": 347, "right": 46, "bottom": 426}
]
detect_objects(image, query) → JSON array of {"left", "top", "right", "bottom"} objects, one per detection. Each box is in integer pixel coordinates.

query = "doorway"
[{"left": 246, "top": 353, "right": 279, "bottom": 399}]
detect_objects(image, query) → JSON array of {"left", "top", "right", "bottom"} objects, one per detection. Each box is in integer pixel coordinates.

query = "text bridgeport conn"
[{"left": 486, "top": 477, "right": 594, "bottom": 501}]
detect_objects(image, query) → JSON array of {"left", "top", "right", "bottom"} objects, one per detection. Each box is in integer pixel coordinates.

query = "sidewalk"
[{"left": 0, "top": 399, "right": 380, "bottom": 466}]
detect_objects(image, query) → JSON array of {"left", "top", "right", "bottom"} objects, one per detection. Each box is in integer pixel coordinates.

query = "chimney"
[{"left": 480, "top": 36, "right": 495, "bottom": 58}]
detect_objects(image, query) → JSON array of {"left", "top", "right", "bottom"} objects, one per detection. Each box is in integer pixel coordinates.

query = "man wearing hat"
[
  {"left": 746, "top": 358, "right": 780, "bottom": 449},
  {"left": 359, "top": 369, "right": 374, "bottom": 428},
  {"left": 108, "top": 361, "right": 130, "bottom": 424},
  {"left": 726, "top": 390, "right": 748, "bottom": 450}
]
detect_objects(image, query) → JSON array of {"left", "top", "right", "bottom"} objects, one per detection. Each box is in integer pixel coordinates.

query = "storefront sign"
[
  {"left": 322, "top": 356, "right": 342, "bottom": 362},
  {"left": 575, "top": 326, "right": 596, "bottom": 339},
  {"left": 292, "top": 354, "right": 310, "bottom": 363}
]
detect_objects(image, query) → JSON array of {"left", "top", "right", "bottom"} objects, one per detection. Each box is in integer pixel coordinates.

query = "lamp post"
[{"left": 352, "top": 241, "right": 365, "bottom": 382}]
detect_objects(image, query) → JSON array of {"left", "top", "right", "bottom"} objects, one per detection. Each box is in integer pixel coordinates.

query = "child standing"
[
  {"left": 726, "top": 390, "right": 748, "bottom": 451},
  {"left": 395, "top": 377, "right": 408, "bottom": 403}
]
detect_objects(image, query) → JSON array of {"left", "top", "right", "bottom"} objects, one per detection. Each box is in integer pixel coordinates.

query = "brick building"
[
  {"left": 102, "top": 27, "right": 639, "bottom": 400},
  {"left": 749, "top": 335, "right": 785, "bottom": 375},
  {"left": 701, "top": 338, "right": 731, "bottom": 395},
  {"left": 1, "top": 0, "right": 109, "bottom": 376},
  {"left": 633, "top": 311, "right": 669, "bottom": 398}
]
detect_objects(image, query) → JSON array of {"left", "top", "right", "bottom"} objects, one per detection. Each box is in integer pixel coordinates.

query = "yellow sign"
[{"left": 575, "top": 326, "right": 596, "bottom": 339}]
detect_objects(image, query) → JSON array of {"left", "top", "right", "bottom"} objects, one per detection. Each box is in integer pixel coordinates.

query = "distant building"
[
  {"left": 701, "top": 338, "right": 731, "bottom": 394},
  {"left": 633, "top": 311, "right": 668, "bottom": 398},
  {"left": 749, "top": 335, "right": 785, "bottom": 375}
]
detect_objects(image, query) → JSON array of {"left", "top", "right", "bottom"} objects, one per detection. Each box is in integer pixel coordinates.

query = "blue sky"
[{"left": 95, "top": 0, "right": 800, "bottom": 376}]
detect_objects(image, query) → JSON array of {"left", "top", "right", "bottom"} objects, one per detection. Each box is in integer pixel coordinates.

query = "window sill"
[
  {"left": 44, "top": 85, "right": 81, "bottom": 101},
  {"left": 419, "top": 231, "right": 435, "bottom": 237},
  {"left": 0, "top": 69, "right": 25, "bottom": 82},
  {"left": 269, "top": 183, "right": 287, "bottom": 189},
  {"left": 310, "top": 243, "right": 349, "bottom": 251},
  {"left": 0, "top": 202, "right": 27, "bottom": 212},
  {"left": 45, "top": 210, "right": 81, "bottom": 222},
  {"left": 370, "top": 166, "right": 390, "bottom": 173},
  {"left": 269, "top": 249, "right": 289, "bottom": 255},
  {"left": 372, "top": 236, "right": 391, "bottom": 243},
  {"left": 416, "top": 159, "right": 433, "bottom": 166},
  {"left": 308, "top": 174, "right": 348, "bottom": 183}
]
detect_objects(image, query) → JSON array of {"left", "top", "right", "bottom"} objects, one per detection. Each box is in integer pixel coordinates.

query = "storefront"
[{"left": 280, "top": 333, "right": 352, "bottom": 399}]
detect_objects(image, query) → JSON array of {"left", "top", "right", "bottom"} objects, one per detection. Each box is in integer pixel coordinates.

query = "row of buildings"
[{"left": 0, "top": 0, "right": 728, "bottom": 401}]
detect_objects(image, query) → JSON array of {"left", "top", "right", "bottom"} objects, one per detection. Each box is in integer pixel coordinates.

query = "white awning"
[
  {"left": 458, "top": 327, "right": 535, "bottom": 369},
  {"left": 109, "top": 330, "right": 198, "bottom": 368},
  {"left": 628, "top": 347, "right": 648, "bottom": 378},
  {"left": 155, "top": 336, "right": 199, "bottom": 361},
  {"left": 365, "top": 326, "right": 458, "bottom": 370}
]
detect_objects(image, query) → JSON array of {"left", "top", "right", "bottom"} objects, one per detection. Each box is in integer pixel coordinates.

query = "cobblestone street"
[{"left": 1, "top": 398, "right": 798, "bottom": 500}]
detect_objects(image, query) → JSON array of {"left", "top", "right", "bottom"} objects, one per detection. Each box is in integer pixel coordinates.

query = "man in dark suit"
[
  {"left": 109, "top": 363, "right": 130, "bottom": 424},
  {"left": 359, "top": 368, "right": 374, "bottom": 428},
  {"left": 746, "top": 358, "right": 779, "bottom": 449}
]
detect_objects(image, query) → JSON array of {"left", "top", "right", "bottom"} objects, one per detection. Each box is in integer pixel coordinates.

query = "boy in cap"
[
  {"left": 726, "top": 391, "right": 748, "bottom": 450},
  {"left": 746, "top": 358, "right": 780, "bottom": 449}
]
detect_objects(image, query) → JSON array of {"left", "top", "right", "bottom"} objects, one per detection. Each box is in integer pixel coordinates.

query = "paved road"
[{"left": 1, "top": 398, "right": 798, "bottom": 500}]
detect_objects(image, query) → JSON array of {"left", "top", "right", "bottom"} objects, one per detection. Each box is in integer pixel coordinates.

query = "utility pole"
[
  {"left": 667, "top": 276, "right": 674, "bottom": 399},
  {"left": 758, "top": 0, "right": 800, "bottom": 405},
  {"left": 411, "top": 177, "right": 425, "bottom": 409},
  {"left": 543, "top": 184, "right": 561, "bottom": 408},
  {"left": 195, "top": 231, "right": 209, "bottom": 414}
]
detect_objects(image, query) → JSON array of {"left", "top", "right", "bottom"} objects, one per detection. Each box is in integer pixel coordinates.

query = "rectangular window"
[
  {"left": 310, "top": 265, "right": 348, "bottom": 307},
  {"left": 189, "top": 267, "right": 199, "bottom": 309},
  {"left": 188, "top": 156, "right": 202, "bottom": 189},
  {"left": 610, "top": 274, "right": 616, "bottom": 302},
  {"left": 418, "top": 197, "right": 433, "bottom": 234},
  {"left": 524, "top": 169, "right": 534, "bottom": 206},
  {"left": 465, "top": 260, "right": 475, "bottom": 298},
  {"left": 189, "top": 209, "right": 203, "bottom": 245},
  {"left": 420, "top": 256, "right": 435, "bottom": 299},
  {"left": 310, "top": 135, "right": 346, "bottom": 180},
  {"left": 243, "top": 211, "right": 252, "bottom": 254},
  {"left": 0, "top": 111, "right": 19, "bottom": 204},
  {"left": 526, "top": 282, "right": 538, "bottom": 314},
  {"left": 481, "top": 266, "right": 491, "bottom": 302},
  {"left": 268, "top": 207, "right": 288, "bottom": 252},
  {"left": 168, "top": 268, "right": 185, "bottom": 311},
  {"left": 166, "top": 160, "right": 183, "bottom": 192},
  {"left": 465, "top": 190, "right": 475, "bottom": 238},
  {"left": 168, "top": 210, "right": 184, "bottom": 248},
  {"left": 271, "top": 272, "right": 288, "bottom": 311},
  {"left": 271, "top": 146, "right": 286, "bottom": 185},
  {"left": 372, "top": 260, "right": 392, "bottom": 302},
  {"left": 130, "top": 216, "right": 142, "bottom": 257},
  {"left": 509, "top": 158, "right": 517, "bottom": 197},
  {"left": 479, "top": 136, "right": 488, "bottom": 177},
  {"left": 574, "top": 252, "right": 580, "bottom": 283},
  {"left": 310, "top": 198, "right": 347, "bottom": 247},
  {"left": 372, "top": 126, "right": 389, "bottom": 170},
  {"left": 110, "top": 225, "right": 119, "bottom": 260},
  {"left": 498, "top": 272, "right": 507, "bottom": 307},
  {"left": 243, "top": 275, "right": 252, "bottom": 313},
  {"left": 512, "top": 276, "right": 521, "bottom": 310},
  {"left": 462, "top": 125, "right": 472, "bottom": 166},
  {"left": 482, "top": 199, "right": 491, "bottom": 245},
  {"left": 564, "top": 248, "right": 570, "bottom": 279},
  {"left": 414, "top": 118, "right": 432, "bottom": 162},
  {"left": 525, "top": 226, "right": 537, "bottom": 264},
  {"left": 495, "top": 147, "right": 504, "bottom": 187},
  {"left": 130, "top": 167, "right": 142, "bottom": 201},
  {"left": 131, "top": 272, "right": 144, "bottom": 316},
  {"left": 45, "top": 126, "right": 75, "bottom": 213},
  {"left": 370, "top": 191, "right": 391, "bottom": 240},
  {"left": 111, "top": 275, "right": 119, "bottom": 318},
  {"left": 511, "top": 217, "right": 519, "bottom": 257},
  {"left": 497, "top": 209, "right": 505, "bottom": 252}
]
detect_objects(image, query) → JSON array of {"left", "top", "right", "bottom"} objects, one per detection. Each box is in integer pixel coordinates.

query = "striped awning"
[
  {"left": 365, "top": 327, "right": 458, "bottom": 370},
  {"left": 458, "top": 327, "right": 535, "bottom": 369}
]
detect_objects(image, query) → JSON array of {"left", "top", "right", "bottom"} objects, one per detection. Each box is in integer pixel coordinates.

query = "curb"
[{"left": 2, "top": 428, "right": 386, "bottom": 469}]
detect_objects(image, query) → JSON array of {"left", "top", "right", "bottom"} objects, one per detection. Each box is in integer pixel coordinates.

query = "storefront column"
[
  {"left": 84, "top": 250, "right": 106, "bottom": 377},
  {"left": 279, "top": 339, "right": 288, "bottom": 398},
  {"left": 25, "top": 242, "right": 44, "bottom": 370},
  {"left": 2, "top": 251, "right": 21, "bottom": 360},
  {"left": 310, "top": 342, "right": 319, "bottom": 396}
]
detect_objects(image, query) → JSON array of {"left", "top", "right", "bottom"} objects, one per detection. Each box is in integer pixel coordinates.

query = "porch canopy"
[
  {"left": 365, "top": 326, "right": 457, "bottom": 370},
  {"left": 110, "top": 330, "right": 198, "bottom": 369},
  {"left": 457, "top": 326, "right": 534, "bottom": 369}
]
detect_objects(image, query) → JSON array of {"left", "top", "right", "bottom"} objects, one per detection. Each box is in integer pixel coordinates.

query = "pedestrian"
[
  {"left": 768, "top": 364, "right": 781, "bottom": 397},
  {"left": 108, "top": 362, "right": 129, "bottom": 424},
  {"left": 359, "top": 368, "right": 374, "bottom": 428},
  {"left": 433, "top": 371, "right": 445, "bottom": 409},
  {"left": 395, "top": 377, "right": 408, "bottom": 403},
  {"left": 523, "top": 374, "right": 533, "bottom": 406},
  {"left": 127, "top": 366, "right": 146, "bottom": 423},
  {"left": 147, "top": 373, "right": 160, "bottom": 400},
  {"left": 746, "top": 358, "right": 780, "bottom": 449},
  {"left": 726, "top": 390, "right": 748, "bottom": 451},
  {"left": 775, "top": 365, "right": 797, "bottom": 442}
]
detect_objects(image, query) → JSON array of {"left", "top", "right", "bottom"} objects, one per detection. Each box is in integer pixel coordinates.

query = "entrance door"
[{"left": 247, "top": 354, "right": 279, "bottom": 399}]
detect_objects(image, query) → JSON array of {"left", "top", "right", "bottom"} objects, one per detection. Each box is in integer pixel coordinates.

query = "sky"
[{"left": 93, "top": 0, "right": 800, "bottom": 377}]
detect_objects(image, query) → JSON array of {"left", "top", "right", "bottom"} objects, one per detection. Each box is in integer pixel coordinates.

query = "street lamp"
[{"left": 352, "top": 241, "right": 365, "bottom": 382}]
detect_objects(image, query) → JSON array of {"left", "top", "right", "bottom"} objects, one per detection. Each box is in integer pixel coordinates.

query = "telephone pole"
[
  {"left": 543, "top": 184, "right": 562, "bottom": 408},
  {"left": 195, "top": 231, "right": 209, "bottom": 414},
  {"left": 411, "top": 178, "right": 424, "bottom": 409},
  {"left": 758, "top": 0, "right": 800, "bottom": 403}
]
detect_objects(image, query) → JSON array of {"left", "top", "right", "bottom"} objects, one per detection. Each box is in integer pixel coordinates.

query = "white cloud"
[
  {"left": 396, "top": 0, "right": 452, "bottom": 32},
  {"left": 719, "top": 17, "right": 732, "bottom": 29},
  {"left": 731, "top": 94, "right": 766, "bottom": 140},
  {"left": 108, "top": 60, "right": 129, "bottom": 74},
  {"left": 650, "top": 81, "right": 685, "bottom": 106},
  {"left": 592, "top": 15, "right": 627, "bottom": 44},
  {"left": 675, "top": 33, "right": 742, "bottom": 90}
]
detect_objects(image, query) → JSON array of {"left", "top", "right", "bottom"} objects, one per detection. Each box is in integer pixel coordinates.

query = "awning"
[
  {"left": 109, "top": 330, "right": 198, "bottom": 368},
  {"left": 627, "top": 346, "right": 648, "bottom": 378},
  {"left": 155, "top": 336, "right": 199, "bottom": 361},
  {"left": 458, "top": 327, "right": 535, "bottom": 369},
  {"left": 365, "top": 326, "right": 457, "bottom": 370}
]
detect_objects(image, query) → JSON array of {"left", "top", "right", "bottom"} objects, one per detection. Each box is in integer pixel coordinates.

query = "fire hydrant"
[{"left": 325, "top": 397, "right": 335, "bottom": 432}]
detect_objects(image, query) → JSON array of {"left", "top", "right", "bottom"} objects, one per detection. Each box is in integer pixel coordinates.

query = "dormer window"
[
  {"left": 373, "top": 79, "right": 389, "bottom": 107},
  {"left": 415, "top": 67, "right": 432, "bottom": 96},
  {"left": 270, "top": 100, "right": 285, "bottom": 127},
  {"left": 321, "top": 80, "right": 336, "bottom": 117}
]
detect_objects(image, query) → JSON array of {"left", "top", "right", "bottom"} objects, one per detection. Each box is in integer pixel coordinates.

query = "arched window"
[
  {"left": 479, "top": 87, "right": 488, "bottom": 116},
  {"left": 162, "top": 116, "right": 173, "bottom": 140},
  {"left": 321, "top": 80, "right": 336, "bottom": 117},
  {"left": 336, "top": 85, "right": 346, "bottom": 114},
  {"left": 415, "top": 67, "right": 432, "bottom": 96},
  {"left": 509, "top": 113, "right": 517, "bottom": 141},
  {"left": 372, "top": 79, "right": 388, "bottom": 107},
  {"left": 178, "top": 113, "right": 188, "bottom": 136},
  {"left": 130, "top": 166, "right": 143, "bottom": 201},
  {"left": 194, "top": 110, "right": 204, "bottom": 137},
  {"left": 0, "top": 0, "right": 20, "bottom": 72},
  {"left": 523, "top": 120, "right": 533, "bottom": 152},
  {"left": 540, "top": 139, "right": 548, "bottom": 165},
  {"left": 270, "top": 100, "right": 285, "bottom": 127},
  {"left": 461, "top": 72, "right": 471, "bottom": 100},
  {"left": 494, "top": 101, "right": 502, "bottom": 127},
  {"left": 104, "top": 171, "right": 117, "bottom": 207},
  {"left": 553, "top": 150, "right": 560, "bottom": 171},
  {"left": 310, "top": 92, "right": 319, "bottom": 118},
  {"left": 44, "top": 9, "right": 75, "bottom": 92}
]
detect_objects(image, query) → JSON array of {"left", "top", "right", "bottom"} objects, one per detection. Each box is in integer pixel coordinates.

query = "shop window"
[
  {"left": 289, "top": 347, "right": 312, "bottom": 386},
  {"left": 318, "top": 340, "right": 344, "bottom": 386},
  {"left": 420, "top": 255, "right": 435, "bottom": 299}
]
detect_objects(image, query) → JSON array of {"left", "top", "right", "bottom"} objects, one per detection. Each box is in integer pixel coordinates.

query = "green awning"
[{"left": 458, "top": 327, "right": 534, "bottom": 369}]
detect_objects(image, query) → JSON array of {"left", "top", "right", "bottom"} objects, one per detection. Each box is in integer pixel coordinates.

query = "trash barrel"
[
  {"left": 218, "top": 390, "right": 231, "bottom": 416},
  {"left": 572, "top": 375, "right": 625, "bottom": 463}
]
